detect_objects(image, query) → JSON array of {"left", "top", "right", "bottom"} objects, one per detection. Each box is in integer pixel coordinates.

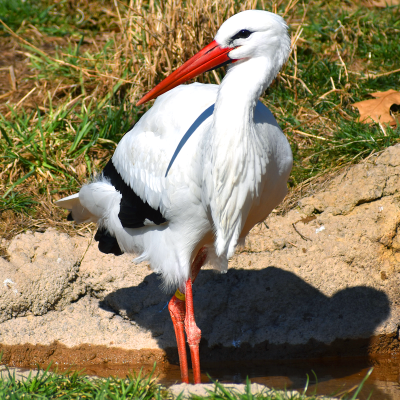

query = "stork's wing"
[{"left": 111, "top": 83, "right": 217, "bottom": 216}]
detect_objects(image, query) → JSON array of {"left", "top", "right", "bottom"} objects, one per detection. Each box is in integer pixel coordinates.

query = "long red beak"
[{"left": 136, "top": 40, "right": 235, "bottom": 106}]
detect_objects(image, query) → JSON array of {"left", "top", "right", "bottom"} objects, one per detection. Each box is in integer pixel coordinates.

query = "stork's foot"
[{"left": 168, "top": 293, "right": 189, "bottom": 383}]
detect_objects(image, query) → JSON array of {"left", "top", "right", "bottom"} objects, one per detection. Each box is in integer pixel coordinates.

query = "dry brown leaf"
[
  {"left": 352, "top": 89, "right": 400, "bottom": 126},
  {"left": 363, "top": 0, "right": 400, "bottom": 7}
]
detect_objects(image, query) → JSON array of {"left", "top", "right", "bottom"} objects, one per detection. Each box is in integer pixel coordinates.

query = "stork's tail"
[
  {"left": 55, "top": 193, "right": 95, "bottom": 224},
  {"left": 55, "top": 191, "right": 123, "bottom": 256}
]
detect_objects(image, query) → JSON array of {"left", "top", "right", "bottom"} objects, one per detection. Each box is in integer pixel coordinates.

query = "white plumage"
[{"left": 57, "top": 10, "right": 292, "bottom": 290}]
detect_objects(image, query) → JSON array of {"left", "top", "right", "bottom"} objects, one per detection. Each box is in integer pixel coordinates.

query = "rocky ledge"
[{"left": 1, "top": 145, "right": 400, "bottom": 369}]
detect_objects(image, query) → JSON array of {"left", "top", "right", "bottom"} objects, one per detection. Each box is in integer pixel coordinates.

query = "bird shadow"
[{"left": 99, "top": 266, "right": 391, "bottom": 392}]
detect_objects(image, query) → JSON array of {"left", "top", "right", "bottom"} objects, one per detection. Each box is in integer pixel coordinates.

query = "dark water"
[
  {"left": 199, "top": 357, "right": 400, "bottom": 400},
  {"left": 59, "top": 356, "right": 400, "bottom": 399}
]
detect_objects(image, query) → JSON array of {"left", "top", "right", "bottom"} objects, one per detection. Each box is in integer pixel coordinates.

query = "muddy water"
[
  {"left": 52, "top": 356, "right": 400, "bottom": 400},
  {"left": 200, "top": 358, "right": 400, "bottom": 400}
]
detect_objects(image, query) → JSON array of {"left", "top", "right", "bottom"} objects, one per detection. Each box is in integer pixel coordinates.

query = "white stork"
[{"left": 56, "top": 10, "right": 292, "bottom": 384}]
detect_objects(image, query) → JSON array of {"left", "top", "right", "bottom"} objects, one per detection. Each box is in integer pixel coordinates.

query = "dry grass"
[{"left": 0, "top": 0, "right": 301, "bottom": 109}]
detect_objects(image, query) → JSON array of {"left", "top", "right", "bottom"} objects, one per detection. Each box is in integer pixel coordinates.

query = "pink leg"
[
  {"left": 168, "top": 294, "right": 189, "bottom": 383},
  {"left": 185, "top": 277, "right": 202, "bottom": 384},
  {"left": 168, "top": 247, "right": 208, "bottom": 384}
]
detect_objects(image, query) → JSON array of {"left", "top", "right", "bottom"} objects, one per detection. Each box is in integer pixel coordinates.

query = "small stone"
[{"left": 272, "top": 238, "right": 286, "bottom": 250}]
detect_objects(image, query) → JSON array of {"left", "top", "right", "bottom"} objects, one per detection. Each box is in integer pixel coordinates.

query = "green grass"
[
  {"left": 1, "top": 94, "right": 137, "bottom": 197},
  {"left": 0, "top": 365, "right": 165, "bottom": 400},
  {"left": 0, "top": 0, "right": 399, "bottom": 216},
  {"left": 265, "top": 0, "right": 400, "bottom": 185},
  {"left": 0, "top": 365, "right": 373, "bottom": 399},
  {"left": 0, "top": 0, "right": 58, "bottom": 34},
  {"left": 0, "top": 0, "right": 105, "bottom": 37}
]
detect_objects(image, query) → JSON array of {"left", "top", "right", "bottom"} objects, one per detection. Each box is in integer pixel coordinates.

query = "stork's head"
[
  {"left": 137, "top": 10, "right": 290, "bottom": 106},
  {"left": 215, "top": 10, "right": 290, "bottom": 66}
]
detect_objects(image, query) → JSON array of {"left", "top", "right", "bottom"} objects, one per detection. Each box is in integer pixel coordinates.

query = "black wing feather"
[
  {"left": 66, "top": 119, "right": 167, "bottom": 257},
  {"left": 102, "top": 159, "right": 166, "bottom": 228},
  {"left": 63, "top": 158, "right": 168, "bottom": 257},
  {"left": 92, "top": 159, "right": 167, "bottom": 256},
  {"left": 94, "top": 228, "right": 123, "bottom": 256}
]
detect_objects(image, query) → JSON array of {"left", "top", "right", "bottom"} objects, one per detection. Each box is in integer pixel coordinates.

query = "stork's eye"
[{"left": 231, "top": 29, "right": 252, "bottom": 41}]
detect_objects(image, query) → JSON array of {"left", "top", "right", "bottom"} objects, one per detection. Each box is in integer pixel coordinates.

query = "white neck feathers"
[{"left": 204, "top": 55, "right": 284, "bottom": 259}]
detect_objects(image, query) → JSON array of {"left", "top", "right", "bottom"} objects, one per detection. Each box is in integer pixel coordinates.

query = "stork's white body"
[{"left": 60, "top": 80, "right": 292, "bottom": 289}]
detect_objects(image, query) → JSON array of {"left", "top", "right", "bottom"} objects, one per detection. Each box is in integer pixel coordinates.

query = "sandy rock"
[
  {"left": 298, "top": 145, "right": 400, "bottom": 216},
  {"left": 1, "top": 145, "right": 400, "bottom": 367},
  {"left": 0, "top": 231, "right": 162, "bottom": 351},
  {"left": 0, "top": 230, "right": 83, "bottom": 322},
  {"left": 168, "top": 383, "right": 336, "bottom": 400},
  {"left": 168, "top": 382, "right": 297, "bottom": 399}
]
